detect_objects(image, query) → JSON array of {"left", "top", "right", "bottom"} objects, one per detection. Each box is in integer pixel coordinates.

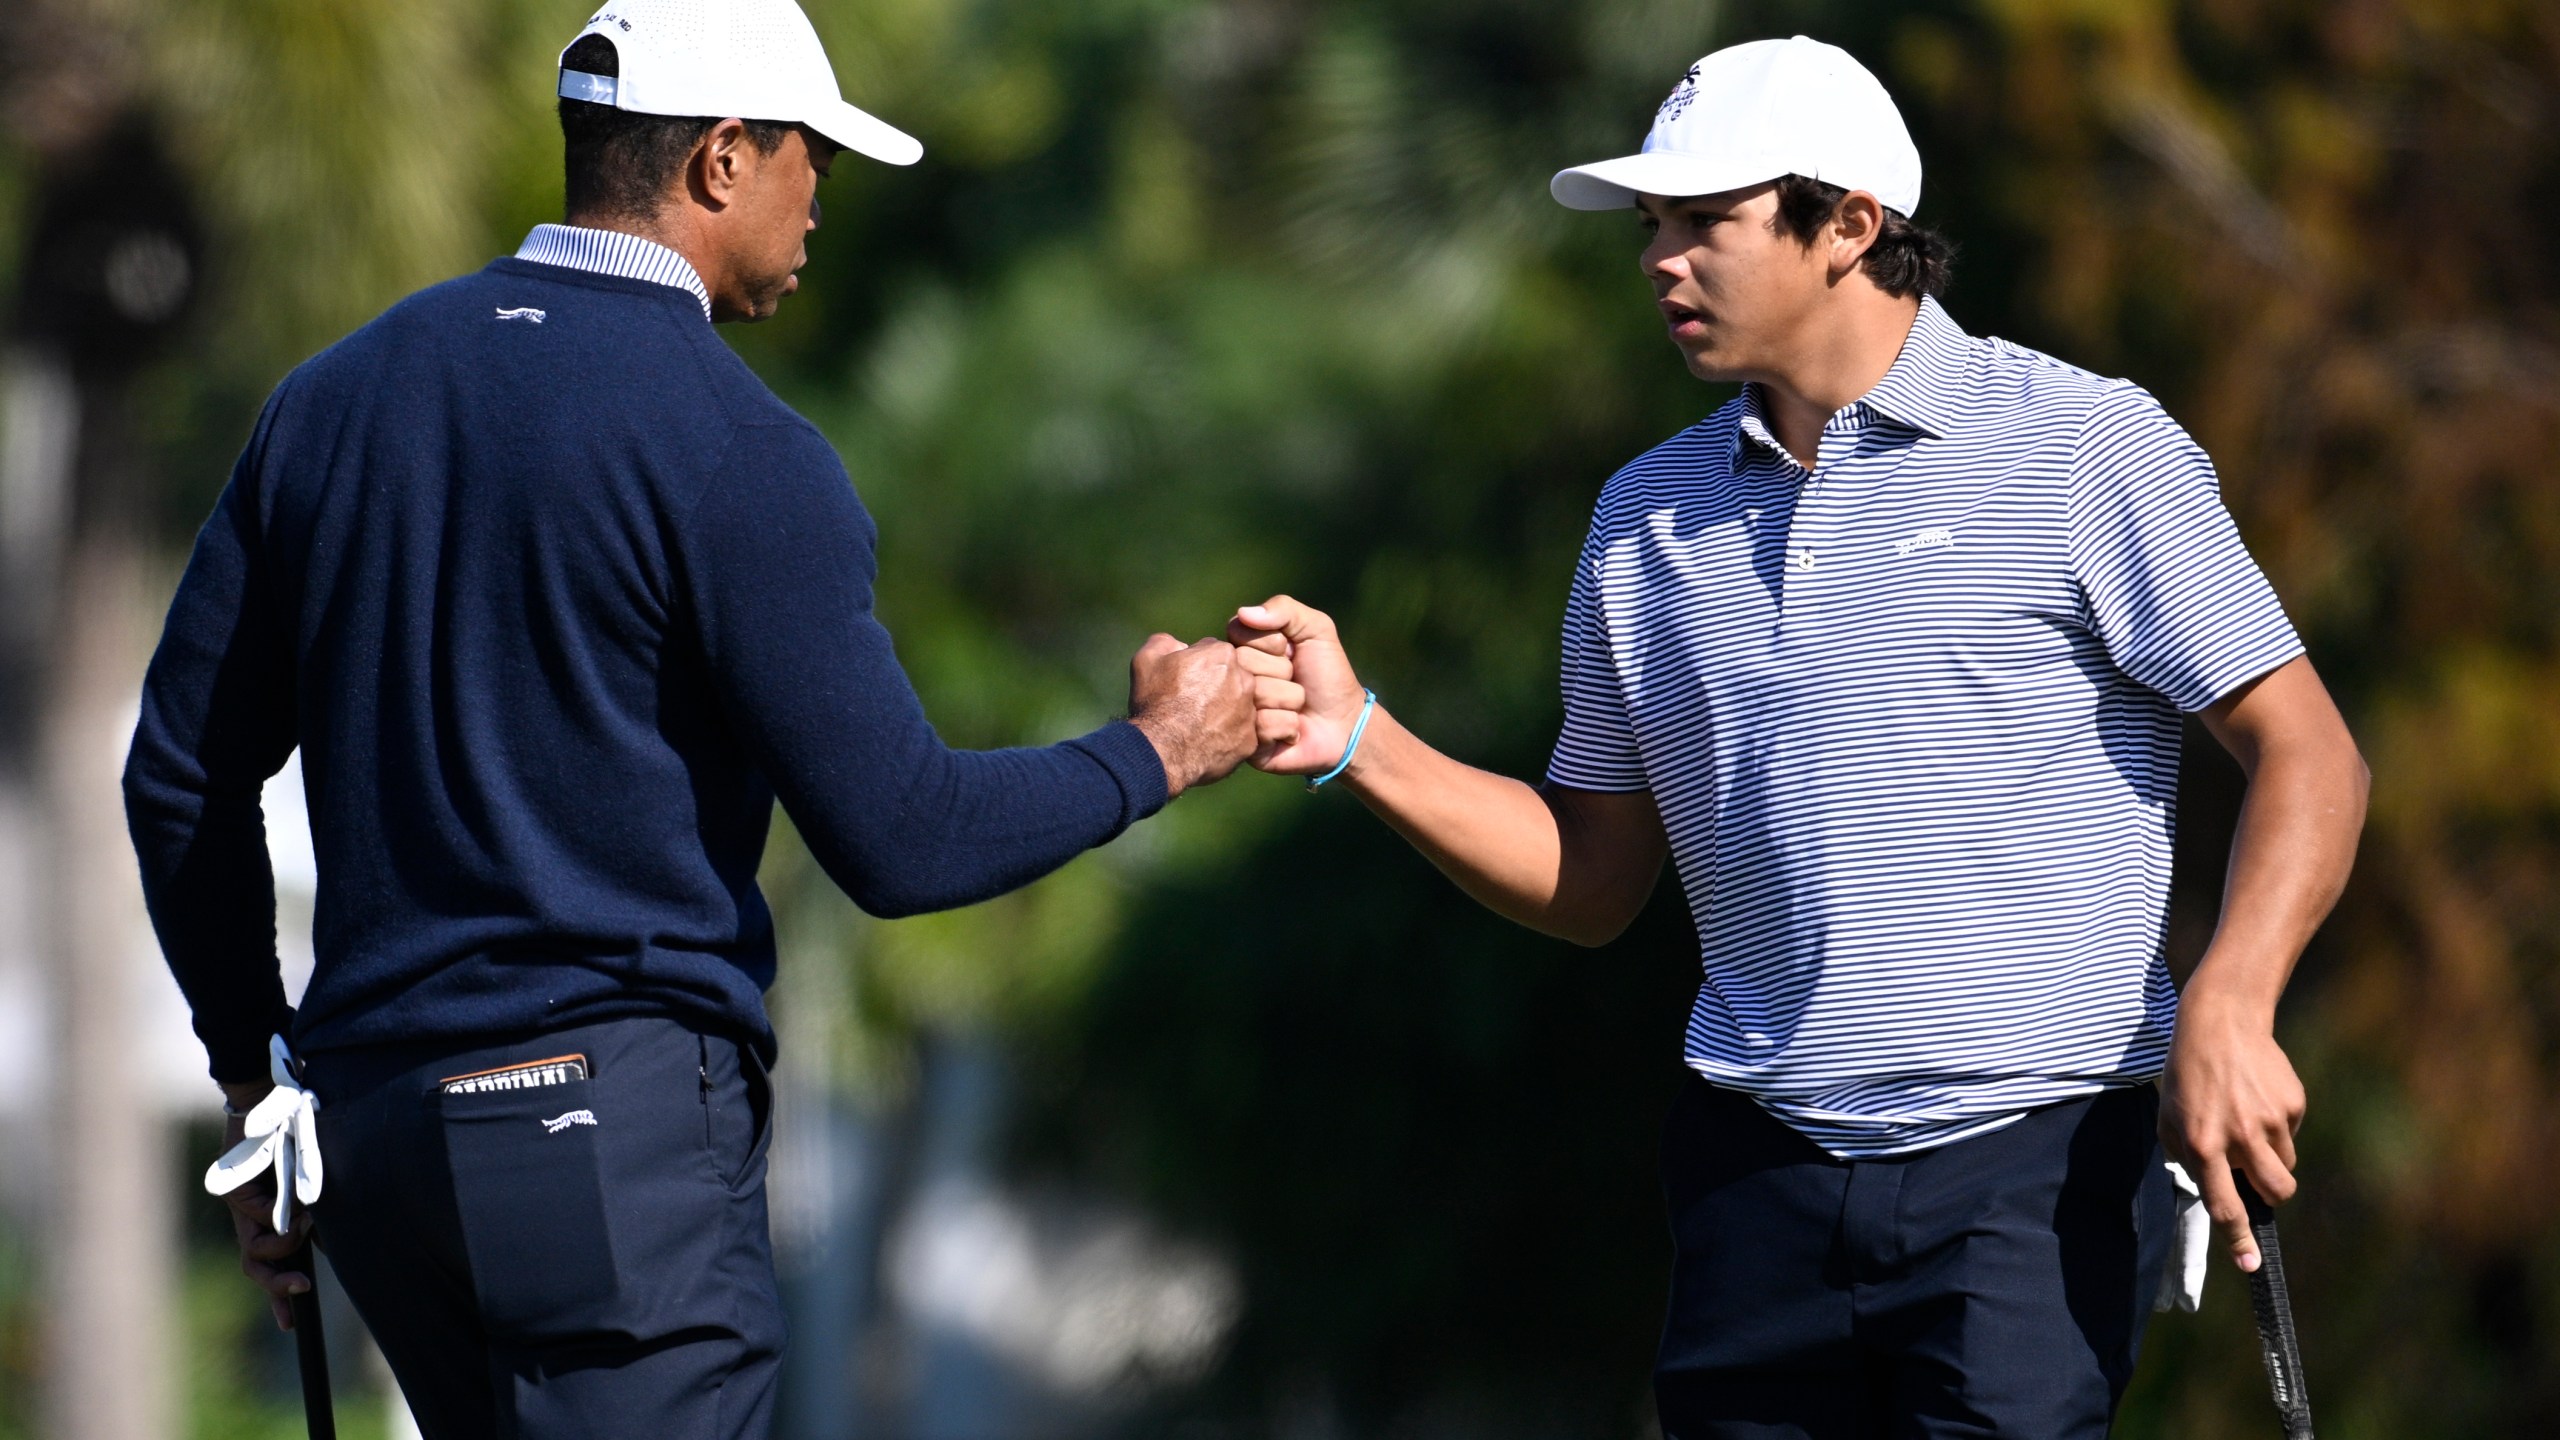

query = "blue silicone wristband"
[{"left": 1306, "top": 689, "right": 1378, "bottom": 792}]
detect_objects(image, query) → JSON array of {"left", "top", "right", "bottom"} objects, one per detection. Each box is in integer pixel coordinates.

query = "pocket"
[
  {"left": 720, "top": 1041, "right": 775, "bottom": 1195},
  {"left": 440, "top": 1079, "right": 622, "bottom": 1340}
]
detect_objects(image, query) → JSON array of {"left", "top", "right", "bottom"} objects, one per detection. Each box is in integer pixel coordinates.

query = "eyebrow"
[{"left": 1637, "top": 198, "right": 1733, "bottom": 221}]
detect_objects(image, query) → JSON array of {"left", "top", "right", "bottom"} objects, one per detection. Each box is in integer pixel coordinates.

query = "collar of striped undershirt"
[{"left": 515, "top": 223, "right": 713, "bottom": 320}]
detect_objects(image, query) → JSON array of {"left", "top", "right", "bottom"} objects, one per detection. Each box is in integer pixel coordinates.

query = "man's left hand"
[{"left": 218, "top": 1081, "right": 316, "bottom": 1330}]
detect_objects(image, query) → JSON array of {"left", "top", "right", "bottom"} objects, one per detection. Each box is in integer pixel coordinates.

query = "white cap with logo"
[
  {"left": 558, "top": 0, "right": 922, "bottom": 168},
  {"left": 1551, "top": 36, "right": 1919, "bottom": 215}
]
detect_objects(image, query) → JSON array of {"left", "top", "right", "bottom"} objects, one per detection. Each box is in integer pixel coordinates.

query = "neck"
[
  {"left": 1754, "top": 291, "right": 1923, "bottom": 471},
  {"left": 564, "top": 209, "right": 720, "bottom": 301}
]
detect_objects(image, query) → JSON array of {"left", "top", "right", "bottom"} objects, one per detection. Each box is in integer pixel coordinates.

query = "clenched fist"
[{"left": 1127, "top": 634, "right": 1258, "bottom": 797}]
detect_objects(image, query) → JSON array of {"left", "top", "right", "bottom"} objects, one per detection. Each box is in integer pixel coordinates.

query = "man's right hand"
[
  {"left": 1127, "top": 634, "right": 1258, "bottom": 798},
  {"left": 218, "top": 1081, "right": 315, "bottom": 1331},
  {"left": 1227, "top": 596, "right": 1368, "bottom": 777}
]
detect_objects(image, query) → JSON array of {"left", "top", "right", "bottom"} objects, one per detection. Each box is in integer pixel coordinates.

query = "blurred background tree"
[{"left": 0, "top": 0, "right": 2551, "bottom": 1436}]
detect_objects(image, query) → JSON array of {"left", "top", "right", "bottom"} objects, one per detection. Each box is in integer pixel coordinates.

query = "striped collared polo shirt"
[
  {"left": 1548, "top": 295, "right": 2303, "bottom": 1158},
  {"left": 516, "top": 223, "right": 712, "bottom": 318}
]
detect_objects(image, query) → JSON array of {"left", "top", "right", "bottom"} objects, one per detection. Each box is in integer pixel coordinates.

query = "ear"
[
  {"left": 1827, "top": 190, "right": 1887, "bottom": 282},
  {"left": 687, "top": 118, "right": 756, "bottom": 210}
]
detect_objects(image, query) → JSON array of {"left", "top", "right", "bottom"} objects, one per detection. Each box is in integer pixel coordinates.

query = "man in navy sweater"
[{"left": 123, "top": 3, "right": 1264, "bottom": 1434}]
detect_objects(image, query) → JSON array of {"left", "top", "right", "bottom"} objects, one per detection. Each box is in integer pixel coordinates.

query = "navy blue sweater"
[{"left": 126, "top": 258, "right": 1168, "bottom": 1083}]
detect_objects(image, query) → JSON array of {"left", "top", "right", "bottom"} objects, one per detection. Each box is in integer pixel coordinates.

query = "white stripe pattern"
[
  {"left": 1548, "top": 297, "right": 2303, "bottom": 1158},
  {"left": 514, "top": 223, "right": 712, "bottom": 319}
]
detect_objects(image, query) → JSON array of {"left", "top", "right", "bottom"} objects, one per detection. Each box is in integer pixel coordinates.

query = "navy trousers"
[
  {"left": 305, "top": 1016, "right": 785, "bottom": 1440},
  {"left": 1655, "top": 1079, "right": 2174, "bottom": 1439}
]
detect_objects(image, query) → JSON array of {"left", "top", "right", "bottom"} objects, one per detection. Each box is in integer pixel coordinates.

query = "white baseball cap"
[
  {"left": 1550, "top": 36, "right": 1919, "bottom": 215},
  {"left": 558, "top": 0, "right": 922, "bottom": 167}
]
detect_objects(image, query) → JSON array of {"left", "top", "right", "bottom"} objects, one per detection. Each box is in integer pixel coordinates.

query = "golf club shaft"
[
  {"left": 286, "top": 1244, "right": 337, "bottom": 1440},
  {"left": 2239, "top": 1180, "right": 2313, "bottom": 1440}
]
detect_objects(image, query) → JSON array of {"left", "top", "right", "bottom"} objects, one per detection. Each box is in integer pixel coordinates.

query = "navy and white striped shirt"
[
  {"left": 516, "top": 223, "right": 712, "bottom": 319},
  {"left": 1548, "top": 296, "right": 2302, "bottom": 1157}
]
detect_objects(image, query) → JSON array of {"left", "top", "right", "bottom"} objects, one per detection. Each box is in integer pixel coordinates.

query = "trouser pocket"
[
  {"left": 441, "top": 1079, "right": 620, "bottom": 1340},
  {"left": 731, "top": 1043, "right": 774, "bottom": 1194},
  {"left": 700, "top": 1033, "right": 776, "bottom": 1195}
]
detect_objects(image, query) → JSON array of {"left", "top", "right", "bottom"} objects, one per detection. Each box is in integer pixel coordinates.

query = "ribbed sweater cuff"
[
  {"left": 205, "top": 1005, "right": 295, "bottom": 1085},
  {"left": 1071, "top": 720, "right": 1171, "bottom": 831}
]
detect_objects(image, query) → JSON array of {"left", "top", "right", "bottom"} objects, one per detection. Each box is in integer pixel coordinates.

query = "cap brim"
[
  {"left": 1549, "top": 152, "right": 1779, "bottom": 210},
  {"left": 809, "top": 98, "right": 922, "bottom": 167}
]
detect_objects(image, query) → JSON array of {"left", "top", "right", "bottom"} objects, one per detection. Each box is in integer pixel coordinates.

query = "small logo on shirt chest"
[
  {"left": 495, "top": 306, "right": 547, "bottom": 324},
  {"left": 1893, "top": 528, "right": 1955, "bottom": 557}
]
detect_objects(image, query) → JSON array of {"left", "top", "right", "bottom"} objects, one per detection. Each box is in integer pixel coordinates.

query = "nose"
[
  {"left": 807, "top": 195, "right": 821, "bottom": 230},
  {"left": 1642, "top": 231, "right": 1687, "bottom": 283}
]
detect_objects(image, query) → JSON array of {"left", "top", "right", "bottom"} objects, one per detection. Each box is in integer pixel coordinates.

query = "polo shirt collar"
[
  {"left": 514, "top": 223, "right": 713, "bottom": 320},
  {"left": 1728, "top": 294, "right": 1972, "bottom": 464},
  {"left": 1858, "top": 295, "right": 1970, "bottom": 440}
]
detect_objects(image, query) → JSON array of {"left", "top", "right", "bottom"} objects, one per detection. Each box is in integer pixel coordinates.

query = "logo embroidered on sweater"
[
  {"left": 495, "top": 306, "right": 547, "bottom": 324},
  {"left": 542, "top": 1109, "right": 598, "bottom": 1134},
  {"left": 1893, "top": 528, "right": 1956, "bottom": 557}
]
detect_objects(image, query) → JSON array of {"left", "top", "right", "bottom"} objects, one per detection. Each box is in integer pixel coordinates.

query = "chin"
[{"left": 1678, "top": 346, "right": 1745, "bottom": 384}]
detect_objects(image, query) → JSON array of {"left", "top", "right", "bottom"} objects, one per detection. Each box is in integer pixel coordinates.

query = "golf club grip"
[
  {"left": 286, "top": 1246, "right": 338, "bottom": 1440},
  {"left": 2239, "top": 1181, "right": 2314, "bottom": 1440}
]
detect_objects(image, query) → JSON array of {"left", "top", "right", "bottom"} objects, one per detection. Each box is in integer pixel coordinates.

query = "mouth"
[{"left": 1658, "top": 299, "right": 1708, "bottom": 340}]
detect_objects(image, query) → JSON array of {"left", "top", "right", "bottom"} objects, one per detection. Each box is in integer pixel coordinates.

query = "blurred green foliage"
[
  {"left": 180, "top": 1250, "right": 391, "bottom": 1440},
  {"left": 7, "top": 0, "right": 2554, "bottom": 1434},
  {"left": 0, "top": 1224, "right": 29, "bottom": 1440}
]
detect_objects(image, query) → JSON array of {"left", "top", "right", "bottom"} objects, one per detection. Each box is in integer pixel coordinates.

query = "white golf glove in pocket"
[{"left": 204, "top": 1034, "right": 324, "bottom": 1234}]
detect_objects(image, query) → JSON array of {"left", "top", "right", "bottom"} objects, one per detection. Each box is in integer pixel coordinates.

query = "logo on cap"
[{"left": 1657, "top": 63, "right": 1702, "bottom": 124}]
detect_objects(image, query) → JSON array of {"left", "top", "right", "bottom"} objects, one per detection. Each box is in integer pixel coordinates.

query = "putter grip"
[
  {"left": 2240, "top": 1183, "right": 2314, "bottom": 1440},
  {"left": 286, "top": 1245, "right": 337, "bottom": 1440}
]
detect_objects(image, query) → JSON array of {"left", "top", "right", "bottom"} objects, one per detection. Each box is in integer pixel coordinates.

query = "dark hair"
[
  {"left": 1769, "top": 174, "right": 1955, "bottom": 300},
  {"left": 557, "top": 35, "right": 797, "bottom": 221}
]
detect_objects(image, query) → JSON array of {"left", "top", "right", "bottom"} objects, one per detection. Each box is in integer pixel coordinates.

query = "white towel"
[{"left": 2155, "top": 1160, "right": 2209, "bottom": 1313}]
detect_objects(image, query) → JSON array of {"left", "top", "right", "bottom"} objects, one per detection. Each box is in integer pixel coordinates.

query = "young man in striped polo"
[{"left": 1230, "top": 36, "right": 2368, "bottom": 1438}]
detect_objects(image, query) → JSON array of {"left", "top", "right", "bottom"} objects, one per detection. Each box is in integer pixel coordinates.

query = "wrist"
[
  {"left": 1129, "top": 712, "right": 1197, "bottom": 800},
  {"left": 2176, "top": 967, "right": 2279, "bottom": 1035},
  {"left": 1336, "top": 703, "right": 1396, "bottom": 796},
  {"left": 220, "top": 1080, "right": 274, "bottom": 1116}
]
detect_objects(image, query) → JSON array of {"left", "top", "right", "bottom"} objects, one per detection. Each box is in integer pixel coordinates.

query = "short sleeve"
[
  {"left": 1545, "top": 524, "right": 1649, "bottom": 791},
  {"left": 2067, "top": 384, "right": 2303, "bottom": 712}
]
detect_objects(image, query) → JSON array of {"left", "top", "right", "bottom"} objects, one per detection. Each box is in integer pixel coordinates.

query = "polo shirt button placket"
[
  {"left": 1784, "top": 427, "right": 1851, "bottom": 623},
  {"left": 1786, "top": 518, "right": 1820, "bottom": 617}
]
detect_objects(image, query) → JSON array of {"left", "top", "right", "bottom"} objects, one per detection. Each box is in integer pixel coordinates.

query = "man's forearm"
[
  {"left": 1338, "top": 709, "right": 1664, "bottom": 945},
  {"left": 1338, "top": 709, "right": 1569, "bottom": 925}
]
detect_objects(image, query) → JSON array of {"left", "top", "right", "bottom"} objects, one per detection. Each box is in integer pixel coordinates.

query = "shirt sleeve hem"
[
  {"left": 1541, "top": 763, "right": 1652, "bottom": 794},
  {"left": 2175, "top": 637, "right": 2309, "bottom": 715}
]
